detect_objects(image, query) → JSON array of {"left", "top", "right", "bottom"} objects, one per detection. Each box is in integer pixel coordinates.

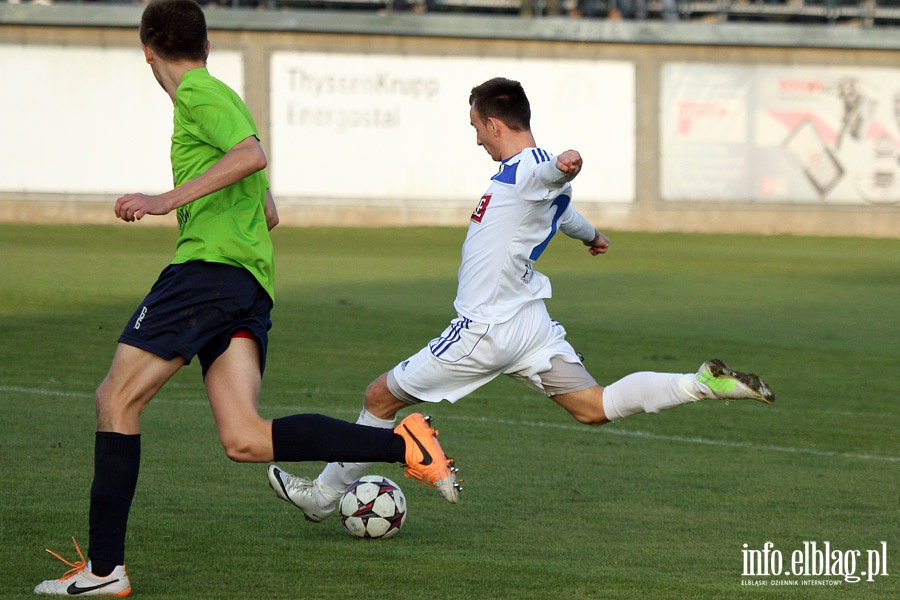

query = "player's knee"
[
  {"left": 94, "top": 387, "right": 112, "bottom": 429},
  {"left": 569, "top": 396, "right": 610, "bottom": 426},
  {"left": 555, "top": 386, "right": 608, "bottom": 427},
  {"left": 569, "top": 409, "right": 606, "bottom": 427},
  {"left": 94, "top": 382, "right": 142, "bottom": 431},
  {"left": 222, "top": 444, "right": 251, "bottom": 462},
  {"left": 569, "top": 397, "right": 609, "bottom": 426},
  {"left": 95, "top": 378, "right": 121, "bottom": 412},
  {"left": 219, "top": 426, "right": 271, "bottom": 463},
  {"left": 364, "top": 376, "right": 385, "bottom": 403},
  {"left": 364, "top": 375, "right": 403, "bottom": 418},
  {"left": 220, "top": 436, "right": 265, "bottom": 462}
]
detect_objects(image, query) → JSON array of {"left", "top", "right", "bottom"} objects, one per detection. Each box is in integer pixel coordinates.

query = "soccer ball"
[{"left": 339, "top": 475, "right": 407, "bottom": 539}]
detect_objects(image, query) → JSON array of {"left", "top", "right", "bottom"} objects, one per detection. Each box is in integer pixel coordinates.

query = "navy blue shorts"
[{"left": 118, "top": 261, "right": 273, "bottom": 377}]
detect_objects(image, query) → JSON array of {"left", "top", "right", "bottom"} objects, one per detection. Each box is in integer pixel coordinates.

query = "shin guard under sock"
[
  {"left": 271, "top": 414, "right": 405, "bottom": 464},
  {"left": 318, "top": 409, "right": 397, "bottom": 498},
  {"left": 602, "top": 372, "right": 698, "bottom": 421},
  {"left": 89, "top": 432, "right": 141, "bottom": 576}
]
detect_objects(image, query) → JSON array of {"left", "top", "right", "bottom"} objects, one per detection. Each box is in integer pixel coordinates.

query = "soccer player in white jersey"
[{"left": 268, "top": 76, "right": 775, "bottom": 521}]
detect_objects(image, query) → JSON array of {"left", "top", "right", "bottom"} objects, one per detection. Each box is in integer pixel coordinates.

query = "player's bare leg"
[
  {"left": 96, "top": 343, "right": 186, "bottom": 434},
  {"left": 204, "top": 336, "right": 273, "bottom": 462},
  {"left": 36, "top": 345, "right": 184, "bottom": 596}
]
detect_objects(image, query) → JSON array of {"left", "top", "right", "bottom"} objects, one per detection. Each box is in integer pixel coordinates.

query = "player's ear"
[
  {"left": 487, "top": 117, "right": 500, "bottom": 137},
  {"left": 204, "top": 40, "right": 211, "bottom": 61},
  {"left": 142, "top": 44, "right": 153, "bottom": 64}
]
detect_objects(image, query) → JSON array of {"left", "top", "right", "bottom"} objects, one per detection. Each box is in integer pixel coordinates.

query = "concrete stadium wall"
[{"left": 1, "top": 4, "right": 899, "bottom": 237}]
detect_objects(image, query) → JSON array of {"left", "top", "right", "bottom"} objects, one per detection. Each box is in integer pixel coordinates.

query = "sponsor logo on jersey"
[{"left": 471, "top": 194, "right": 491, "bottom": 223}]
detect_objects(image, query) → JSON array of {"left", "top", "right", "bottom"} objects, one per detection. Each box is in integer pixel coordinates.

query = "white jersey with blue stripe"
[{"left": 453, "top": 147, "right": 575, "bottom": 324}]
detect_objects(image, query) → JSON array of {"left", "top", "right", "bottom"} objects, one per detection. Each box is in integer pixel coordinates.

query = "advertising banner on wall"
[
  {"left": 661, "top": 63, "right": 900, "bottom": 206},
  {"left": 0, "top": 45, "right": 243, "bottom": 196},
  {"left": 269, "top": 52, "right": 635, "bottom": 205}
]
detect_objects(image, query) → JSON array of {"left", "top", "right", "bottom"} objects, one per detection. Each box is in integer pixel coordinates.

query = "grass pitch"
[{"left": 1, "top": 224, "right": 898, "bottom": 599}]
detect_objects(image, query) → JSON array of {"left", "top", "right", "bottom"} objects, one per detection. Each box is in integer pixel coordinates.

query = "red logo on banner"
[
  {"left": 471, "top": 194, "right": 491, "bottom": 223},
  {"left": 677, "top": 101, "right": 727, "bottom": 135},
  {"left": 777, "top": 78, "right": 825, "bottom": 95}
]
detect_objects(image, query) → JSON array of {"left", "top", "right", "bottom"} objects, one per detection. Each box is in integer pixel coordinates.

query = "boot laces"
[{"left": 44, "top": 537, "right": 88, "bottom": 581}]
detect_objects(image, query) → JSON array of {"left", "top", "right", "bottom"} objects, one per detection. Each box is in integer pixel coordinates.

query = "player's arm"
[
  {"left": 115, "top": 136, "right": 267, "bottom": 222},
  {"left": 264, "top": 188, "right": 279, "bottom": 231},
  {"left": 558, "top": 203, "right": 610, "bottom": 256},
  {"left": 535, "top": 149, "right": 583, "bottom": 188},
  {"left": 540, "top": 149, "right": 608, "bottom": 255},
  {"left": 583, "top": 230, "right": 610, "bottom": 256}
]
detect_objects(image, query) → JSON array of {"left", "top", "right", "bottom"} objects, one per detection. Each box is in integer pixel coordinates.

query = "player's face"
[{"left": 470, "top": 105, "right": 501, "bottom": 162}]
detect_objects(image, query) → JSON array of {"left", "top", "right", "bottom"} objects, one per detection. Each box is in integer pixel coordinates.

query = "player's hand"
[
  {"left": 114, "top": 193, "right": 170, "bottom": 222},
  {"left": 585, "top": 231, "right": 610, "bottom": 256},
  {"left": 555, "top": 150, "right": 583, "bottom": 176}
]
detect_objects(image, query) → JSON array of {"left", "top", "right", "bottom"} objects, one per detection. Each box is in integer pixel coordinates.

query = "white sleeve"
[
  {"left": 558, "top": 202, "right": 597, "bottom": 243},
  {"left": 534, "top": 159, "right": 576, "bottom": 189},
  {"left": 518, "top": 150, "right": 575, "bottom": 201}
]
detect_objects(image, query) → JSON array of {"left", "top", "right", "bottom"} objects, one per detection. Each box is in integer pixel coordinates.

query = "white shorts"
[{"left": 388, "top": 300, "right": 597, "bottom": 404}]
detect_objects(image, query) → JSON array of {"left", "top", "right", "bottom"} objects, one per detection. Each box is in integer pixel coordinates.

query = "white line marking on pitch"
[{"left": 4, "top": 386, "right": 898, "bottom": 464}]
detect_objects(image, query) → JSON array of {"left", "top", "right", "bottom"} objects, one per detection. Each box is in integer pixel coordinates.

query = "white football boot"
[
  {"left": 267, "top": 465, "right": 337, "bottom": 522},
  {"left": 35, "top": 538, "right": 131, "bottom": 597}
]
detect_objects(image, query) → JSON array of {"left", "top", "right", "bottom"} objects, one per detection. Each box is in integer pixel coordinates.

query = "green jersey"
[{"left": 169, "top": 67, "right": 275, "bottom": 301}]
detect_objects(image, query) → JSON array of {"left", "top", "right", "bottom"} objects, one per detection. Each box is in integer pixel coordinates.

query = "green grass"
[{"left": 1, "top": 223, "right": 898, "bottom": 599}]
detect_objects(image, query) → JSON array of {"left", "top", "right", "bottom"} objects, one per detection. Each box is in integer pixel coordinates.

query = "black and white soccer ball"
[{"left": 339, "top": 475, "right": 408, "bottom": 539}]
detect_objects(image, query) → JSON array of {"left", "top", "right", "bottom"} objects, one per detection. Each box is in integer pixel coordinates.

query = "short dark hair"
[
  {"left": 140, "top": 0, "right": 208, "bottom": 62},
  {"left": 469, "top": 77, "right": 531, "bottom": 132}
]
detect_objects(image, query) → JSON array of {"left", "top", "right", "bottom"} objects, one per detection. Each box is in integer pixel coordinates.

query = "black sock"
[
  {"left": 271, "top": 414, "right": 405, "bottom": 463},
  {"left": 88, "top": 432, "right": 140, "bottom": 577}
]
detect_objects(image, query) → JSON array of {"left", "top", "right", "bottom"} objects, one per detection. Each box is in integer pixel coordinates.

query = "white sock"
[
  {"left": 317, "top": 408, "right": 397, "bottom": 500},
  {"left": 601, "top": 371, "right": 703, "bottom": 421}
]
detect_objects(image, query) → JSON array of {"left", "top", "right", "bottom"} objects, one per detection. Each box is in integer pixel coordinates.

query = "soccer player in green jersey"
[{"left": 34, "top": 1, "right": 456, "bottom": 595}]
